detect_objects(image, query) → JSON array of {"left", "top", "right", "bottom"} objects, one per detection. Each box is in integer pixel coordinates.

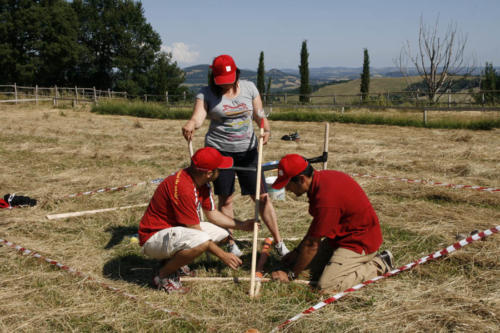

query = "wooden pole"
[
  {"left": 323, "top": 122, "right": 329, "bottom": 170},
  {"left": 250, "top": 119, "right": 265, "bottom": 297},
  {"left": 423, "top": 109, "right": 428, "bottom": 125},
  {"left": 46, "top": 203, "right": 148, "bottom": 220},
  {"left": 75, "top": 86, "right": 78, "bottom": 105},
  {"left": 14, "top": 83, "right": 17, "bottom": 104},
  {"left": 35, "top": 85, "right": 38, "bottom": 105},
  {"left": 188, "top": 140, "right": 204, "bottom": 222},
  {"left": 93, "top": 86, "right": 97, "bottom": 103}
]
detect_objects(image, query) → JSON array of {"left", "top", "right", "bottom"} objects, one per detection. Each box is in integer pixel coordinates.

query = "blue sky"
[{"left": 140, "top": 0, "right": 500, "bottom": 70}]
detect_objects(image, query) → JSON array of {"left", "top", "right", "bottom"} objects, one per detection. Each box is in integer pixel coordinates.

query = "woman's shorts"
[{"left": 213, "top": 148, "right": 268, "bottom": 196}]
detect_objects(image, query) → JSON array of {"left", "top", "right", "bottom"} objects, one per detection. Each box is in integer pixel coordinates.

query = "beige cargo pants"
[{"left": 309, "top": 239, "right": 389, "bottom": 293}]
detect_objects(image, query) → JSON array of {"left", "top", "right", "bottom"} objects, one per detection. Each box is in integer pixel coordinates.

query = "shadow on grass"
[{"left": 104, "top": 226, "right": 138, "bottom": 249}]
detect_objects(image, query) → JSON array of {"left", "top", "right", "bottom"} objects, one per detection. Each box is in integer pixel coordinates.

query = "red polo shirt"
[
  {"left": 138, "top": 169, "right": 216, "bottom": 246},
  {"left": 306, "top": 170, "right": 383, "bottom": 254}
]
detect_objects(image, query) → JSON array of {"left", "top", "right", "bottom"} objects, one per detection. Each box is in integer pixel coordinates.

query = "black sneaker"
[{"left": 377, "top": 250, "right": 394, "bottom": 271}]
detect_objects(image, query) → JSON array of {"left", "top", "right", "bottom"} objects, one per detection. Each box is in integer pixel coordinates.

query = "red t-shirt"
[
  {"left": 138, "top": 169, "right": 216, "bottom": 246},
  {"left": 306, "top": 170, "right": 383, "bottom": 254}
]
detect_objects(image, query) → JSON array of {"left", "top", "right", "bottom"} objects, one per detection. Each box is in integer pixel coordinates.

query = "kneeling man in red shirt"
[
  {"left": 271, "top": 154, "right": 393, "bottom": 292},
  {"left": 139, "top": 147, "right": 254, "bottom": 293}
]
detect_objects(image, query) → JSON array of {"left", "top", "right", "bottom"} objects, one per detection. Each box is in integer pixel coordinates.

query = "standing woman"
[{"left": 182, "top": 54, "right": 289, "bottom": 257}]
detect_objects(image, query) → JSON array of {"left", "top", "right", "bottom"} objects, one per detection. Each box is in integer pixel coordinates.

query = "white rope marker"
[
  {"left": 349, "top": 172, "right": 500, "bottom": 193},
  {"left": 0, "top": 237, "right": 190, "bottom": 320},
  {"left": 271, "top": 225, "right": 500, "bottom": 332}
]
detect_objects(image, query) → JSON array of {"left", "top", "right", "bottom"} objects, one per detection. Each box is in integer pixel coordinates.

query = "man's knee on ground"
[{"left": 317, "top": 275, "right": 353, "bottom": 293}]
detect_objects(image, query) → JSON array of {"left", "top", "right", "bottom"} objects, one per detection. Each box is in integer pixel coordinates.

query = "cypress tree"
[
  {"left": 257, "top": 51, "right": 265, "bottom": 96},
  {"left": 299, "top": 40, "right": 311, "bottom": 103},
  {"left": 480, "top": 62, "right": 498, "bottom": 104},
  {"left": 266, "top": 77, "right": 272, "bottom": 103},
  {"left": 360, "top": 48, "right": 370, "bottom": 102}
]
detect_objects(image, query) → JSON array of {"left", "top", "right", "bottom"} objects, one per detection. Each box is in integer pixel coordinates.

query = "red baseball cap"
[
  {"left": 210, "top": 54, "right": 237, "bottom": 85},
  {"left": 272, "top": 154, "right": 308, "bottom": 189},
  {"left": 192, "top": 147, "right": 233, "bottom": 171}
]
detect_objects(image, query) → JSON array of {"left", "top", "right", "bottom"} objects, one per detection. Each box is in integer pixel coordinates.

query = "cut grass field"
[{"left": 1, "top": 103, "right": 499, "bottom": 332}]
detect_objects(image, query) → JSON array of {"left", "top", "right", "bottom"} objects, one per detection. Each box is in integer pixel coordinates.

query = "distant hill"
[
  {"left": 183, "top": 65, "right": 487, "bottom": 93},
  {"left": 182, "top": 65, "right": 311, "bottom": 92}
]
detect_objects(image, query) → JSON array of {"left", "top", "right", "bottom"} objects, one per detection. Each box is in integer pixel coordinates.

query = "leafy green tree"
[
  {"left": 360, "top": 48, "right": 370, "bottom": 102},
  {"left": 0, "top": 0, "right": 81, "bottom": 85},
  {"left": 299, "top": 40, "right": 311, "bottom": 103},
  {"left": 147, "top": 52, "right": 187, "bottom": 100},
  {"left": 257, "top": 51, "right": 265, "bottom": 95},
  {"left": 71, "top": 0, "right": 161, "bottom": 93}
]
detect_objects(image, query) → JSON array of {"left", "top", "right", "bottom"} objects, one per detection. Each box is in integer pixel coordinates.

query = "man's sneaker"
[
  {"left": 275, "top": 241, "right": 290, "bottom": 257},
  {"left": 377, "top": 250, "right": 394, "bottom": 272},
  {"left": 153, "top": 273, "right": 189, "bottom": 294},
  {"left": 177, "top": 265, "right": 195, "bottom": 277},
  {"left": 229, "top": 242, "right": 243, "bottom": 257}
]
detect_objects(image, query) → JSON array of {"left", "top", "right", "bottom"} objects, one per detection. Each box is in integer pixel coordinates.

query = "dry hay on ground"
[{"left": 0, "top": 104, "right": 499, "bottom": 332}]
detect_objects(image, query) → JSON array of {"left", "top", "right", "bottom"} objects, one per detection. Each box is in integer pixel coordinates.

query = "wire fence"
[{"left": 1, "top": 83, "right": 499, "bottom": 111}]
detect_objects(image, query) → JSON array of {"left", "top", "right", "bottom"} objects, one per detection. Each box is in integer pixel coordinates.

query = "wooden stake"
[
  {"left": 46, "top": 203, "right": 148, "bottom": 220},
  {"left": 250, "top": 119, "right": 265, "bottom": 297},
  {"left": 323, "top": 122, "right": 329, "bottom": 170}
]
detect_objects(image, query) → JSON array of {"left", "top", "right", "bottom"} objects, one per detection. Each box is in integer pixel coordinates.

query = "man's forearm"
[{"left": 291, "top": 241, "right": 319, "bottom": 276}]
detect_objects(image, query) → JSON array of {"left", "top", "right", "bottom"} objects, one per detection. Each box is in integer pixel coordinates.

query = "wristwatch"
[{"left": 287, "top": 270, "right": 296, "bottom": 281}]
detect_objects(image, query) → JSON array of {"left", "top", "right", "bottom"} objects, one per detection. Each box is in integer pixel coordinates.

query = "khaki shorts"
[
  {"left": 141, "top": 222, "right": 229, "bottom": 260},
  {"left": 309, "top": 239, "right": 387, "bottom": 292}
]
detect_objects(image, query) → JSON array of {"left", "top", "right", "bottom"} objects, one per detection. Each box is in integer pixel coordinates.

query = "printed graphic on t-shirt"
[{"left": 223, "top": 102, "right": 252, "bottom": 141}]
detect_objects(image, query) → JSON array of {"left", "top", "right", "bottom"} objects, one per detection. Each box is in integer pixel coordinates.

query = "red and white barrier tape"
[
  {"left": 0, "top": 237, "right": 189, "bottom": 319},
  {"left": 350, "top": 173, "right": 500, "bottom": 193},
  {"left": 271, "top": 225, "right": 500, "bottom": 332},
  {"left": 64, "top": 178, "right": 164, "bottom": 199}
]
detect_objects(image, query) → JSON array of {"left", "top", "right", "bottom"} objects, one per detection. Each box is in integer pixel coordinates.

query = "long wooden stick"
[
  {"left": 188, "top": 140, "right": 205, "bottom": 222},
  {"left": 249, "top": 119, "right": 265, "bottom": 297},
  {"left": 46, "top": 203, "right": 148, "bottom": 220},
  {"left": 254, "top": 237, "right": 273, "bottom": 296},
  {"left": 181, "top": 276, "right": 311, "bottom": 285},
  {"left": 323, "top": 122, "right": 329, "bottom": 170}
]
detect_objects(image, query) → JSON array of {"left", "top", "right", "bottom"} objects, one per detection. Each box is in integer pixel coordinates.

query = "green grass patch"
[
  {"left": 91, "top": 101, "right": 191, "bottom": 119},
  {"left": 91, "top": 100, "right": 500, "bottom": 130}
]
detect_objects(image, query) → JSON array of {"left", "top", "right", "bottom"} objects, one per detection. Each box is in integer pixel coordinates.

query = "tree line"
[{"left": 0, "top": 0, "right": 188, "bottom": 98}]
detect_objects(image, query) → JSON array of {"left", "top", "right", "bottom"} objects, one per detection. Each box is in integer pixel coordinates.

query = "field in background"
[{"left": 0, "top": 104, "right": 499, "bottom": 332}]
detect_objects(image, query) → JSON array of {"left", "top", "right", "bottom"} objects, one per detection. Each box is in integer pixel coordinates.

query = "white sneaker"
[
  {"left": 229, "top": 243, "right": 243, "bottom": 257},
  {"left": 275, "top": 241, "right": 290, "bottom": 257}
]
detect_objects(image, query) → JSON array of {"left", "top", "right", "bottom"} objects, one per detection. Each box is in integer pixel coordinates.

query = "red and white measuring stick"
[
  {"left": 0, "top": 237, "right": 192, "bottom": 320},
  {"left": 271, "top": 225, "right": 500, "bottom": 332},
  {"left": 350, "top": 172, "right": 500, "bottom": 193},
  {"left": 63, "top": 178, "right": 164, "bottom": 199}
]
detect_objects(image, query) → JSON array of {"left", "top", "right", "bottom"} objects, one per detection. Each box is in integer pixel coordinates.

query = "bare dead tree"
[{"left": 396, "top": 16, "right": 474, "bottom": 104}]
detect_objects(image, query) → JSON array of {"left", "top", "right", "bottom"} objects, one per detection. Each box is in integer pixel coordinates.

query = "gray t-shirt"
[{"left": 196, "top": 80, "right": 259, "bottom": 153}]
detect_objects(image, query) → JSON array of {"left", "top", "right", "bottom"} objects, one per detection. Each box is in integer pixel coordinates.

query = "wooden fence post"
[
  {"left": 75, "top": 86, "right": 78, "bottom": 105},
  {"left": 284, "top": 93, "right": 287, "bottom": 104},
  {"left": 93, "top": 86, "right": 97, "bottom": 103},
  {"left": 108, "top": 88, "right": 111, "bottom": 99},
  {"left": 448, "top": 90, "right": 451, "bottom": 108},
  {"left": 165, "top": 91, "right": 168, "bottom": 104},
  {"left": 144, "top": 94, "right": 148, "bottom": 102},
  {"left": 333, "top": 94, "right": 336, "bottom": 105},
  {"left": 35, "top": 85, "right": 38, "bottom": 105},
  {"left": 54, "top": 85, "right": 58, "bottom": 98},
  {"left": 14, "top": 83, "right": 17, "bottom": 104},
  {"left": 183, "top": 91, "right": 186, "bottom": 103},
  {"left": 423, "top": 109, "right": 427, "bottom": 125}
]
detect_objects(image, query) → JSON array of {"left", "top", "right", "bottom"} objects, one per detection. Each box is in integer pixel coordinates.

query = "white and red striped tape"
[
  {"left": 61, "top": 171, "right": 498, "bottom": 202},
  {"left": 0, "top": 237, "right": 193, "bottom": 320},
  {"left": 350, "top": 172, "right": 500, "bottom": 193},
  {"left": 64, "top": 178, "right": 164, "bottom": 199},
  {"left": 271, "top": 225, "right": 500, "bottom": 332}
]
